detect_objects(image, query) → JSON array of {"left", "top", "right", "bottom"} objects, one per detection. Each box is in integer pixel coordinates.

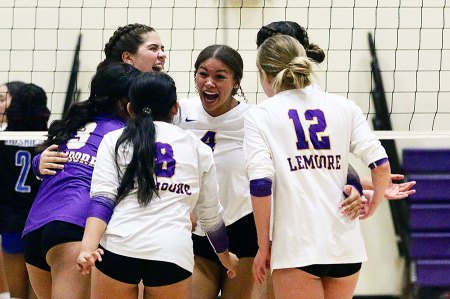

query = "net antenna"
[
  {"left": 63, "top": 33, "right": 82, "bottom": 118},
  {"left": 368, "top": 32, "right": 409, "bottom": 258}
]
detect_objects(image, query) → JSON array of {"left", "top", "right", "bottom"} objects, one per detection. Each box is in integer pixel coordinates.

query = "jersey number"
[
  {"left": 200, "top": 131, "right": 216, "bottom": 151},
  {"left": 288, "top": 109, "right": 330, "bottom": 150},
  {"left": 155, "top": 142, "right": 176, "bottom": 177},
  {"left": 66, "top": 122, "right": 98, "bottom": 150},
  {"left": 15, "top": 150, "right": 31, "bottom": 193}
]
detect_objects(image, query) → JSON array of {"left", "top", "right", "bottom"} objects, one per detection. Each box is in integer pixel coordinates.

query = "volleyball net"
[{"left": 0, "top": 0, "right": 449, "bottom": 143}]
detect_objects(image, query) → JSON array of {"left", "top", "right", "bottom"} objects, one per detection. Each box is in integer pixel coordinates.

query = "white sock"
[{"left": 0, "top": 292, "right": 10, "bottom": 299}]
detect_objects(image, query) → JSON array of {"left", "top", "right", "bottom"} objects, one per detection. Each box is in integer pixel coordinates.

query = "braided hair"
[{"left": 97, "top": 23, "right": 155, "bottom": 70}]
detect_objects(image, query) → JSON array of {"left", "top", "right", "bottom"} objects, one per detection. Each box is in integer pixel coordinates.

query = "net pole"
[{"left": 369, "top": 32, "right": 409, "bottom": 258}]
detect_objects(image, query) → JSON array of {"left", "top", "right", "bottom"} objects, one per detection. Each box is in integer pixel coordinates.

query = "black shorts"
[
  {"left": 298, "top": 263, "right": 362, "bottom": 278},
  {"left": 96, "top": 245, "right": 192, "bottom": 287},
  {"left": 23, "top": 221, "right": 84, "bottom": 271},
  {"left": 193, "top": 213, "right": 258, "bottom": 264}
]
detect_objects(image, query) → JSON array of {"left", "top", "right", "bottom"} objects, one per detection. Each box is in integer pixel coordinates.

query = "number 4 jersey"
[
  {"left": 0, "top": 138, "right": 42, "bottom": 233},
  {"left": 175, "top": 97, "right": 254, "bottom": 233},
  {"left": 23, "top": 116, "right": 126, "bottom": 237}
]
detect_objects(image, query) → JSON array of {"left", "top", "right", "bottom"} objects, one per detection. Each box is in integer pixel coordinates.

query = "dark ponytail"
[
  {"left": 115, "top": 72, "right": 177, "bottom": 206},
  {"left": 42, "top": 63, "right": 140, "bottom": 149}
]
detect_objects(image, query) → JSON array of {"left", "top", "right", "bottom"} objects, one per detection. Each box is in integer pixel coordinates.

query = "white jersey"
[
  {"left": 176, "top": 97, "right": 253, "bottom": 233},
  {"left": 244, "top": 86, "right": 387, "bottom": 270},
  {"left": 91, "top": 121, "right": 224, "bottom": 272}
]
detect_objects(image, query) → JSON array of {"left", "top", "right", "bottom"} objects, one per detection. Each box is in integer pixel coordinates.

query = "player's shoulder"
[
  {"left": 178, "top": 96, "right": 202, "bottom": 114},
  {"left": 102, "top": 127, "right": 125, "bottom": 144},
  {"left": 94, "top": 116, "right": 126, "bottom": 131}
]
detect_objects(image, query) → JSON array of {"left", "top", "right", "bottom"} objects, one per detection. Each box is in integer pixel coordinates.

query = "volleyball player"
[
  {"left": 0, "top": 81, "right": 26, "bottom": 131},
  {"left": 0, "top": 83, "right": 50, "bottom": 299},
  {"left": 0, "top": 80, "right": 25, "bottom": 299},
  {"left": 175, "top": 44, "right": 364, "bottom": 299},
  {"left": 37, "top": 23, "right": 167, "bottom": 177},
  {"left": 246, "top": 34, "right": 392, "bottom": 298},
  {"left": 22, "top": 63, "right": 141, "bottom": 299},
  {"left": 77, "top": 71, "right": 238, "bottom": 299},
  {"left": 256, "top": 21, "right": 416, "bottom": 208}
]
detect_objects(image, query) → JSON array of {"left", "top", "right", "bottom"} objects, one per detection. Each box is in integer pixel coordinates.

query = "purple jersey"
[{"left": 23, "top": 116, "right": 125, "bottom": 236}]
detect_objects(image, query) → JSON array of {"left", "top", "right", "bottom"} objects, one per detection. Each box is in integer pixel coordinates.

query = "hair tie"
[{"left": 143, "top": 107, "right": 152, "bottom": 115}]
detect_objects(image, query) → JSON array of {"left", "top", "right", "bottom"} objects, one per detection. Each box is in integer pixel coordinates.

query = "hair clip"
[{"left": 143, "top": 107, "right": 152, "bottom": 115}]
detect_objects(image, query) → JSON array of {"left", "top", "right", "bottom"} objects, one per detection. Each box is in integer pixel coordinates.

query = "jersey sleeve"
[
  {"left": 243, "top": 108, "right": 275, "bottom": 181},
  {"left": 349, "top": 102, "right": 388, "bottom": 167},
  {"left": 88, "top": 132, "right": 120, "bottom": 223},
  {"left": 194, "top": 139, "right": 228, "bottom": 253},
  {"left": 32, "top": 153, "right": 42, "bottom": 178}
]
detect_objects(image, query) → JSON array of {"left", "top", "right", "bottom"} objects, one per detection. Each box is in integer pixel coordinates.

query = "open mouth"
[
  {"left": 152, "top": 64, "right": 164, "bottom": 72},
  {"left": 203, "top": 91, "right": 218, "bottom": 102}
]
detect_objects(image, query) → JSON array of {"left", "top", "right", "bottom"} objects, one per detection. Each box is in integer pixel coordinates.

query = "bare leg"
[
  {"left": 322, "top": 272, "right": 359, "bottom": 299},
  {"left": 144, "top": 277, "right": 192, "bottom": 299},
  {"left": 221, "top": 257, "right": 261, "bottom": 299},
  {"left": 27, "top": 280, "right": 38, "bottom": 299},
  {"left": 0, "top": 240, "right": 9, "bottom": 296},
  {"left": 252, "top": 268, "right": 276, "bottom": 299},
  {"left": 191, "top": 256, "right": 221, "bottom": 299},
  {"left": 3, "top": 252, "right": 35, "bottom": 299},
  {"left": 91, "top": 268, "right": 138, "bottom": 299},
  {"left": 46, "top": 242, "right": 90, "bottom": 299},
  {"left": 272, "top": 268, "right": 324, "bottom": 299},
  {"left": 26, "top": 263, "right": 51, "bottom": 299}
]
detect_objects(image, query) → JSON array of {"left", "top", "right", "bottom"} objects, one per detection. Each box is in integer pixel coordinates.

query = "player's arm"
[
  {"left": 361, "top": 159, "right": 391, "bottom": 219},
  {"left": 244, "top": 110, "right": 273, "bottom": 284},
  {"left": 77, "top": 217, "right": 106, "bottom": 275},
  {"left": 250, "top": 179, "right": 272, "bottom": 284},
  {"left": 195, "top": 141, "right": 238, "bottom": 278},
  {"left": 77, "top": 134, "right": 117, "bottom": 274}
]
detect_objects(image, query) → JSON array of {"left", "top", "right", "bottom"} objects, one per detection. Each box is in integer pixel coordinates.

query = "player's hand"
[
  {"left": 76, "top": 248, "right": 104, "bottom": 275},
  {"left": 39, "top": 144, "right": 68, "bottom": 176},
  {"left": 385, "top": 174, "right": 416, "bottom": 200},
  {"left": 252, "top": 246, "right": 271, "bottom": 284},
  {"left": 359, "top": 192, "right": 371, "bottom": 219},
  {"left": 340, "top": 185, "right": 362, "bottom": 220},
  {"left": 218, "top": 250, "right": 239, "bottom": 279}
]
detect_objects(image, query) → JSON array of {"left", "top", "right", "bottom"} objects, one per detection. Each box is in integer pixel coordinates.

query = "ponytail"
[
  {"left": 114, "top": 71, "right": 177, "bottom": 206},
  {"left": 115, "top": 112, "right": 157, "bottom": 206}
]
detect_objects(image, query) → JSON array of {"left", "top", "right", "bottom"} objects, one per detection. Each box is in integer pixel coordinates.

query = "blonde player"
[
  {"left": 77, "top": 72, "right": 238, "bottom": 299},
  {"left": 245, "top": 34, "right": 391, "bottom": 298}
]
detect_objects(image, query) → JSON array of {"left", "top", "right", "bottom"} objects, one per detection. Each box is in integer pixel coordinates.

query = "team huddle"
[{"left": 0, "top": 21, "right": 416, "bottom": 299}]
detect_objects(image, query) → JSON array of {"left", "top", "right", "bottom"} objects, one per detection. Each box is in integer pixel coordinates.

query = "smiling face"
[
  {"left": 127, "top": 31, "right": 166, "bottom": 73},
  {"left": 0, "top": 84, "right": 11, "bottom": 123},
  {"left": 195, "top": 58, "right": 239, "bottom": 117}
]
